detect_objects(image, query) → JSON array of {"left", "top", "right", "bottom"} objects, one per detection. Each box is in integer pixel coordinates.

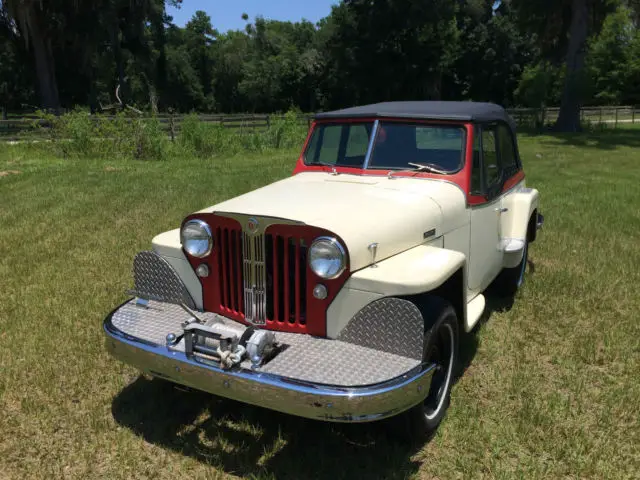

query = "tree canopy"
[{"left": 1, "top": 0, "right": 638, "bottom": 130}]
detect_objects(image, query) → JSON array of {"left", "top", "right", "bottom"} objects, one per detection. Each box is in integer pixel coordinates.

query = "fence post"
[
  {"left": 633, "top": 107, "right": 636, "bottom": 124},
  {"left": 599, "top": 107, "right": 603, "bottom": 125},
  {"left": 266, "top": 115, "right": 271, "bottom": 129},
  {"left": 615, "top": 107, "right": 618, "bottom": 129},
  {"left": 169, "top": 108, "right": 175, "bottom": 142}
]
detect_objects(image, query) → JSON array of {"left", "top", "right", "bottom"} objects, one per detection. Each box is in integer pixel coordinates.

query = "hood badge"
[
  {"left": 368, "top": 243, "right": 379, "bottom": 268},
  {"left": 247, "top": 217, "right": 259, "bottom": 234}
]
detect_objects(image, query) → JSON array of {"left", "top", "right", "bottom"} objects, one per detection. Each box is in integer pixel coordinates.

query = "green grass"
[{"left": 1, "top": 129, "right": 639, "bottom": 479}]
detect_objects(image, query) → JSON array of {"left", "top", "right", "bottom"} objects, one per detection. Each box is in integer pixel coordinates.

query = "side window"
[
  {"left": 497, "top": 124, "right": 518, "bottom": 175},
  {"left": 482, "top": 126, "right": 501, "bottom": 188}
]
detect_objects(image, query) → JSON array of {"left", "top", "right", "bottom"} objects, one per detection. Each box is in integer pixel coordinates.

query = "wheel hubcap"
[{"left": 423, "top": 323, "right": 454, "bottom": 420}]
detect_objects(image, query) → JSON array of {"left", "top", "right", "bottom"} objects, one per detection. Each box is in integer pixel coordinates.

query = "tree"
[
  {"left": 2, "top": 0, "right": 61, "bottom": 111},
  {"left": 508, "top": 0, "right": 617, "bottom": 131},
  {"left": 320, "top": 0, "right": 459, "bottom": 108},
  {"left": 587, "top": 6, "right": 640, "bottom": 104}
]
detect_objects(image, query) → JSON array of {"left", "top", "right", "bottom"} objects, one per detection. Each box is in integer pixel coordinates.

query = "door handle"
[{"left": 495, "top": 207, "right": 509, "bottom": 213}]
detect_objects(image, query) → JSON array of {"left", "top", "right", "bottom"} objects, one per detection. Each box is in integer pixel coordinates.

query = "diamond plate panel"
[
  {"left": 110, "top": 300, "right": 419, "bottom": 386},
  {"left": 257, "top": 337, "right": 420, "bottom": 386},
  {"left": 133, "top": 251, "right": 196, "bottom": 309},
  {"left": 337, "top": 298, "right": 424, "bottom": 360}
]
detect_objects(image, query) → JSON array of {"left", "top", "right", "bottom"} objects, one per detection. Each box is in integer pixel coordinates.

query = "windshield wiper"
[
  {"left": 310, "top": 161, "right": 339, "bottom": 175},
  {"left": 388, "top": 162, "right": 449, "bottom": 178}
]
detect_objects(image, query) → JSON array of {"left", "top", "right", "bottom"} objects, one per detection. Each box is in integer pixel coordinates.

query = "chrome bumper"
[{"left": 104, "top": 308, "right": 434, "bottom": 423}]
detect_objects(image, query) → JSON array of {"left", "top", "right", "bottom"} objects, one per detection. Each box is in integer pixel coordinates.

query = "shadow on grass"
[
  {"left": 521, "top": 127, "right": 640, "bottom": 150},
  {"left": 112, "top": 377, "right": 425, "bottom": 479}
]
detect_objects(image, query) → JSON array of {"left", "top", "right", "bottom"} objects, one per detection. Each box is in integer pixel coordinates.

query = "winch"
[{"left": 176, "top": 314, "right": 277, "bottom": 369}]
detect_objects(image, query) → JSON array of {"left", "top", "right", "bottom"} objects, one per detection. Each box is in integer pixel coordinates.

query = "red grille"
[
  {"left": 182, "top": 212, "right": 350, "bottom": 337},
  {"left": 214, "top": 224, "right": 309, "bottom": 333},
  {"left": 264, "top": 232, "right": 308, "bottom": 329}
]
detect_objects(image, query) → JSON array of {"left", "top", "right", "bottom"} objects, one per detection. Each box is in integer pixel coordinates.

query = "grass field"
[{"left": 1, "top": 129, "right": 639, "bottom": 479}]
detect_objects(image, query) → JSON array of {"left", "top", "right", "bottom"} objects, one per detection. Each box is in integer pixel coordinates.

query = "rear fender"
[{"left": 500, "top": 187, "right": 540, "bottom": 268}]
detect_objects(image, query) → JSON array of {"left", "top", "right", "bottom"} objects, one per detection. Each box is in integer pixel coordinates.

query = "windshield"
[
  {"left": 368, "top": 123, "right": 464, "bottom": 172},
  {"left": 304, "top": 122, "right": 374, "bottom": 167},
  {"left": 304, "top": 121, "right": 464, "bottom": 173}
]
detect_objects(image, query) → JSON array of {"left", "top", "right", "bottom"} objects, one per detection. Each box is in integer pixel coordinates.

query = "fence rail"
[{"left": 1, "top": 106, "right": 638, "bottom": 140}]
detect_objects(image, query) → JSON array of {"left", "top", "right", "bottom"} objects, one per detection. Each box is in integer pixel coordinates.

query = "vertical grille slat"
[
  {"left": 235, "top": 230, "right": 243, "bottom": 312},
  {"left": 283, "top": 236, "right": 290, "bottom": 324},
  {"left": 294, "top": 239, "right": 301, "bottom": 324},
  {"left": 227, "top": 229, "right": 235, "bottom": 311}
]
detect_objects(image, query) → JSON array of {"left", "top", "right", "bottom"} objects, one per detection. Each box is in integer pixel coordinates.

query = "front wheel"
[{"left": 392, "top": 300, "right": 459, "bottom": 439}]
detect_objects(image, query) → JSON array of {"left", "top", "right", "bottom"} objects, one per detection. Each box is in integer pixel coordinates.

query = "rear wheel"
[{"left": 392, "top": 300, "right": 459, "bottom": 440}]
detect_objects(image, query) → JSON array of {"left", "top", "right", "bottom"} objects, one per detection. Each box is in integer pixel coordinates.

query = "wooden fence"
[{"left": 1, "top": 106, "right": 638, "bottom": 141}]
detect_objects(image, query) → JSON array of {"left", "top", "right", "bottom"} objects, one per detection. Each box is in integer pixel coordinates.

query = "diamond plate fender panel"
[
  {"left": 133, "top": 251, "right": 196, "bottom": 310},
  {"left": 337, "top": 298, "right": 424, "bottom": 360}
]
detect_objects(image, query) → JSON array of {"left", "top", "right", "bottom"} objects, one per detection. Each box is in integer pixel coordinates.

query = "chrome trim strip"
[
  {"left": 362, "top": 119, "right": 379, "bottom": 170},
  {"left": 104, "top": 305, "right": 434, "bottom": 423}
]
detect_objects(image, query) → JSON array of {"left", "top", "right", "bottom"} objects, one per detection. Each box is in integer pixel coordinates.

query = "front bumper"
[{"left": 104, "top": 304, "right": 434, "bottom": 423}]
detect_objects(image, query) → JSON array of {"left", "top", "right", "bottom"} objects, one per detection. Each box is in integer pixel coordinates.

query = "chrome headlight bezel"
[
  {"left": 308, "top": 236, "right": 346, "bottom": 279},
  {"left": 180, "top": 219, "right": 213, "bottom": 258}
]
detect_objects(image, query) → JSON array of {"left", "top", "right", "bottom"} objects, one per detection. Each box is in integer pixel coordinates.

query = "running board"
[{"left": 465, "top": 294, "right": 485, "bottom": 331}]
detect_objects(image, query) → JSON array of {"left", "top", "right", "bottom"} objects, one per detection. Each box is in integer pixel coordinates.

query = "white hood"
[{"left": 200, "top": 172, "right": 467, "bottom": 271}]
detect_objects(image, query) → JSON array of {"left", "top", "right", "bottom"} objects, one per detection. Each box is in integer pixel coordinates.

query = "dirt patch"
[
  {"left": 104, "top": 166, "right": 120, "bottom": 172},
  {"left": 0, "top": 170, "right": 21, "bottom": 177}
]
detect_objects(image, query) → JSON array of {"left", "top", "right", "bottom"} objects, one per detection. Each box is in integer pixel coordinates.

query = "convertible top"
[{"left": 315, "top": 101, "right": 515, "bottom": 130}]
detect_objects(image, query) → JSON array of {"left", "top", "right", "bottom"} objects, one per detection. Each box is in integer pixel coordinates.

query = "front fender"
[
  {"left": 348, "top": 244, "right": 466, "bottom": 295},
  {"left": 325, "top": 244, "right": 465, "bottom": 338}
]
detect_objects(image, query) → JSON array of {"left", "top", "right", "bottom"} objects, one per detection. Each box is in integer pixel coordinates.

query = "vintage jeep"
[{"left": 104, "top": 101, "right": 543, "bottom": 436}]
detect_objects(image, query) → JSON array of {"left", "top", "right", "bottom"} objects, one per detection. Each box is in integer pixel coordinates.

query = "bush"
[
  {"left": 36, "top": 109, "right": 169, "bottom": 160},
  {"left": 33, "top": 109, "right": 307, "bottom": 160}
]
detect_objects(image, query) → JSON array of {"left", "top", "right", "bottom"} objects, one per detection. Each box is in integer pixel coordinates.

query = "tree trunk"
[
  {"left": 555, "top": 0, "right": 588, "bottom": 132},
  {"left": 109, "top": 17, "right": 127, "bottom": 109},
  {"left": 26, "top": 6, "right": 60, "bottom": 113}
]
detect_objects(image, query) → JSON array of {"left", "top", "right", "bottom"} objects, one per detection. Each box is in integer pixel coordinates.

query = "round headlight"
[
  {"left": 181, "top": 219, "right": 213, "bottom": 258},
  {"left": 309, "top": 237, "right": 346, "bottom": 279}
]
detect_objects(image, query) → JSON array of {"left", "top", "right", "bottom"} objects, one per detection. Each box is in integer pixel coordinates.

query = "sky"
[{"left": 167, "top": 0, "right": 338, "bottom": 31}]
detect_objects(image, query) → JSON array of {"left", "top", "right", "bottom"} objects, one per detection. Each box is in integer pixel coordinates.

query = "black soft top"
[{"left": 315, "top": 101, "right": 515, "bottom": 130}]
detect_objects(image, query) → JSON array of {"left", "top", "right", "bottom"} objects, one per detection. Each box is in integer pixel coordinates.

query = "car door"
[{"left": 468, "top": 124, "right": 505, "bottom": 293}]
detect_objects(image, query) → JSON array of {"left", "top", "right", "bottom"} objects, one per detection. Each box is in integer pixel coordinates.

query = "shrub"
[{"left": 32, "top": 108, "right": 307, "bottom": 160}]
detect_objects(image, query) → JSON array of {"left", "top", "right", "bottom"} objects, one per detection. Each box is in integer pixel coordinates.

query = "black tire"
[
  {"left": 391, "top": 299, "right": 459, "bottom": 440},
  {"left": 494, "top": 238, "right": 529, "bottom": 297}
]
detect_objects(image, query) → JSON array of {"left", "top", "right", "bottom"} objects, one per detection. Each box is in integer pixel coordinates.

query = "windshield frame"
[{"left": 303, "top": 118, "right": 467, "bottom": 175}]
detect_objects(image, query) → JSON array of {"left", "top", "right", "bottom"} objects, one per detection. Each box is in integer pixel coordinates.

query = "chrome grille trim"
[{"left": 243, "top": 231, "right": 267, "bottom": 325}]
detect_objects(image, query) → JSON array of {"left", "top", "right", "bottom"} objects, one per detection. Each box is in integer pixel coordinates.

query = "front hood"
[{"left": 200, "top": 172, "right": 467, "bottom": 271}]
